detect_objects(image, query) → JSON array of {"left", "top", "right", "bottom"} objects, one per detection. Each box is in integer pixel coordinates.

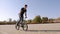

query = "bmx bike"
[{"left": 15, "top": 18, "right": 28, "bottom": 31}]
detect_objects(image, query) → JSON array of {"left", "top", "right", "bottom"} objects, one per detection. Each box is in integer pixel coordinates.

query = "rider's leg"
[
  {"left": 21, "top": 16, "right": 24, "bottom": 27},
  {"left": 17, "top": 19, "right": 20, "bottom": 26},
  {"left": 17, "top": 16, "right": 22, "bottom": 26}
]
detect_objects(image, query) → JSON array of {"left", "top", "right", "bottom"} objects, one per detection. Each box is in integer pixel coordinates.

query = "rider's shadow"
[{"left": 26, "top": 30, "right": 60, "bottom": 32}]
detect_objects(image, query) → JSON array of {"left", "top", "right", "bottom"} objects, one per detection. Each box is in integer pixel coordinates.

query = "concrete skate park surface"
[{"left": 0, "top": 23, "right": 60, "bottom": 34}]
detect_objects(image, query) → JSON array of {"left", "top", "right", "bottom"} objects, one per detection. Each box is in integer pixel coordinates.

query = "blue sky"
[{"left": 0, "top": 0, "right": 60, "bottom": 21}]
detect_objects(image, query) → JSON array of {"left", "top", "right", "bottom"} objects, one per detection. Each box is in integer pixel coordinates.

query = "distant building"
[{"left": 9, "top": 18, "right": 12, "bottom": 22}]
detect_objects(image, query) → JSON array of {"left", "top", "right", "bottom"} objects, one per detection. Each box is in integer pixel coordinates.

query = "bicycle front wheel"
[{"left": 22, "top": 23, "right": 28, "bottom": 31}]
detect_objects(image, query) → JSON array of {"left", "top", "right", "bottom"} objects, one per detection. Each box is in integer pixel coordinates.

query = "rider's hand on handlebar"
[{"left": 25, "top": 16, "right": 27, "bottom": 18}]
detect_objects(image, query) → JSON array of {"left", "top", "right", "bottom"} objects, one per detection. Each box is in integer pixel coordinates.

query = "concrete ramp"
[
  {"left": 28, "top": 23, "right": 60, "bottom": 30},
  {"left": 0, "top": 31, "right": 8, "bottom": 34},
  {"left": 0, "top": 23, "right": 60, "bottom": 34}
]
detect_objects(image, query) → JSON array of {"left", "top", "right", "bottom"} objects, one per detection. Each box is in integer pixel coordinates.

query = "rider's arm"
[{"left": 25, "top": 12, "right": 27, "bottom": 18}]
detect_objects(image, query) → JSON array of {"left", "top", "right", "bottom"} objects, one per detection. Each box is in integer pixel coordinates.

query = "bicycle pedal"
[{"left": 21, "top": 25, "right": 24, "bottom": 27}]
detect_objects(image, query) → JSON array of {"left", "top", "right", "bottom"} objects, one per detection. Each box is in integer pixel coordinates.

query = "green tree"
[
  {"left": 32, "top": 15, "right": 41, "bottom": 24},
  {"left": 48, "top": 18, "right": 53, "bottom": 23},
  {"left": 42, "top": 17, "right": 48, "bottom": 23},
  {"left": 27, "top": 20, "right": 32, "bottom": 24}
]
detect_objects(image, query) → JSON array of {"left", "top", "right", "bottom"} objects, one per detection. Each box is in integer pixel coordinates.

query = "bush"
[
  {"left": 42, "top": 17, "right": 48, "bottom": 24},
  {"left": 32, "top": 15, "right": 42, "bottom": 24}
]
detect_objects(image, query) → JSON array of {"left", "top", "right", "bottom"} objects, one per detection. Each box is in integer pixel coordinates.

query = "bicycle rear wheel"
[{"left": 15, "top": 23, "right": 20, "bottom": 30}]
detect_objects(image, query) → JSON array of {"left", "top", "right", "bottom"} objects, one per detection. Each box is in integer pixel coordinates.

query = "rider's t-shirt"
[{"left": 20, "top": 7, "right": 27, "bottom": 17}]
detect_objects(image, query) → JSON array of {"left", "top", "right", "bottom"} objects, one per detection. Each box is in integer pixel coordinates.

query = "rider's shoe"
[
  {"left": 17, "top": 23, "right": 19, "bottom": 26},
  {"left": 21, "top": 25, "right": 24, "bottom": 27}
]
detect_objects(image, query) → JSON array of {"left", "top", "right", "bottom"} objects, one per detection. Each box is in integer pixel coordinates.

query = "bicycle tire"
[
  {"left": 22, "top": 23, "right": 28, "bottom": 31},
  {"left": 15, "top": 23, "right": 20, "bottom": 30}
]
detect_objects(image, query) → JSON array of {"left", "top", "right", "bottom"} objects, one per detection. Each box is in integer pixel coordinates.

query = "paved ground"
[{"left": 0, "top": 23, "right": 60, "bottom": 34}]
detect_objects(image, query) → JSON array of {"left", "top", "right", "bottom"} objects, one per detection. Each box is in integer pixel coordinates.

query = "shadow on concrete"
[{"left": 26, "top": 30, "right": 60, "bottom": 32}]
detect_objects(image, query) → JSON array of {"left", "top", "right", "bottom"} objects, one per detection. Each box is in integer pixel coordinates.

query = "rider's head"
[{"left": 24, "top": 4, "right": 27, "bottom": 9}]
